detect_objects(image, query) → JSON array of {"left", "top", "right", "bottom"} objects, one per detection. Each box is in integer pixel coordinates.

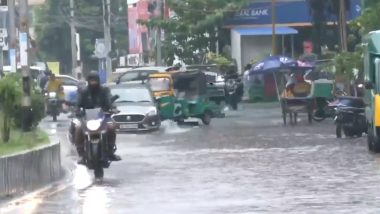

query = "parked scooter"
[
  {"left": 334, "top": 96, "right": 367, "bottom": 138},
  {"left": 313, "top": 88, "right": 348, "bottom": 122}
]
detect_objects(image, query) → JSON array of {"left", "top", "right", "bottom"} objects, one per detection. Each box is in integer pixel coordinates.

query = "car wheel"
[{"left": 202, "top": 111, "right": 212, "bottom": 125}]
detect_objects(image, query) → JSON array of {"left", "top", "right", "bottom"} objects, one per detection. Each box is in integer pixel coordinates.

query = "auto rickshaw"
[
  {"left": 148, "top": 72, "right": 176, "bottom": 120},
  {"left": 148, "top": 70, "right": 214, "bottom": 125}
]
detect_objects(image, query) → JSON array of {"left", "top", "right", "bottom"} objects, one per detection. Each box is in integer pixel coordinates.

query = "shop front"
[{"left": 224, "top": 0, "right": 362, "bottom": 102}]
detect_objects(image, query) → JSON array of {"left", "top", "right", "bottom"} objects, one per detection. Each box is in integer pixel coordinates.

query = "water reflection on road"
[{"left": 4, "top": 105, "right": 380, "bottom": 213}]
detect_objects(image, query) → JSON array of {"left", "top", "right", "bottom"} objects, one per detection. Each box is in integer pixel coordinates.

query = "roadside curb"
[{"left": 0, "top": 127, "right": 63, "bottom": 200}]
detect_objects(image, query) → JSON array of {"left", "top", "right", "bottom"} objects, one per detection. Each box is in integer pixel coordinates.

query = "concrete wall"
[
  {"left": 0, "top": 142, "right": 61, "bottom": 198},
  {"left": 231, "top": 29, "right": 242, "bottom": 73},
  {"left": 241, "top": 36, "right": 272, "bottom": 71}
]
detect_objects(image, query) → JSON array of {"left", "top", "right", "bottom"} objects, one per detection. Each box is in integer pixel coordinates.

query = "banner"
[{"left": 47, "top": 62, "right": 60, "bottom": 75}]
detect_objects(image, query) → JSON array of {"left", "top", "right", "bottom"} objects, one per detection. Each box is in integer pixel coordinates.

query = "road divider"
[{"left": 0, "top": 142, "right": 62, "bottom": 198}]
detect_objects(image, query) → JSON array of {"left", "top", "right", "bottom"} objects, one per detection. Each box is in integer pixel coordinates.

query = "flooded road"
[{"left": 3, "top": 103, "right": 380, "bottom": 213}]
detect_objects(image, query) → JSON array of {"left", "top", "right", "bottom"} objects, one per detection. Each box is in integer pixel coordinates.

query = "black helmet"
[
  {"left": 86, "top": 71, "right": 100, "bottom": 83},
  {"left": 86, "top": 71, "right": 101, "bottom": 92}
]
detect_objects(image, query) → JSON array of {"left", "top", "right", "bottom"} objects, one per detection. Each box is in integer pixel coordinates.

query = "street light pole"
[
  {"left": 103, "top": 0, "right": 112, "bottom": 82},
  {"left": 271, "top": 0, "right": 276, "bottom": 55},
  {"left": 8, "top": 0, "right": 16, "bottom": 73},
  {"left": 156, "top": 0, "right": 162, "bottom": 66},
  {"left": 339, "top": 0, "right": 348, "bottom": 52},
  {"left": 70, "top": 0, "right": 77, "bottom": 76},
  {"left": 19, "top": 0, "right": 32, "bottom": 132}
]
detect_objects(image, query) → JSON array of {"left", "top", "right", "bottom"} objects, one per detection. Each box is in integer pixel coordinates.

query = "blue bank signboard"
[{"left": 224, "top": 0, "right": 362, "bottom": 27}]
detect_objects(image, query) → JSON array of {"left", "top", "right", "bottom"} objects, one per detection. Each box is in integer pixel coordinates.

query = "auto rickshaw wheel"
[{"left": 202, "top": 111, "right": 212, "bottom": 125}]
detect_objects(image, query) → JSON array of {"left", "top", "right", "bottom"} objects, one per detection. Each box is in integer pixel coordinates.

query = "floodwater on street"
[{"left": 2, "top": 103, "right": 380, "bottom": 214}]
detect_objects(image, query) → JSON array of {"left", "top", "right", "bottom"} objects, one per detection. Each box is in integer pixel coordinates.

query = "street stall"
[{"left": 247, "top": 56, "right": 317, "bottom": 125}]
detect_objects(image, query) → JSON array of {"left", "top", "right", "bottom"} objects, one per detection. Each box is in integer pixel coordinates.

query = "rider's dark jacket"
[{"left": 76, "top": 86, "right": 112, "bottom": 113}]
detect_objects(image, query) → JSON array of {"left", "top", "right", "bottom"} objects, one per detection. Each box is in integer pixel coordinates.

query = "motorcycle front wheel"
[
  {"left": 53, "top": 114, "right": 57, "bottom": 122},
  {"left": 94, "top": 166, "right": 104, "bottom": 179}
]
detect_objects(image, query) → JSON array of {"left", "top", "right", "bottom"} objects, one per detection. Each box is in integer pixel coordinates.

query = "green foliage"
[
  {"left": 349, "top": 1, "right": 380, "bottom": 36},
  {"left": 142, "top": 0, "right": 249, "bottom": 65},
  {"left": 206, "top": 52, "right": 233, "bottom": 66},
  {"left": 333, "top": 45, "right": 363, "bottom": 80},
  {"left": 0, "top": 129, "right": 49, "bottom": 157},
  {"left": 8, "top": 74, "right": 45, "bottom": 130},
  {"left": 34, "top": 0, "right": 126, "bottom": 72},
  {"left": 0, "top": 74, "right": 22, "bottom": 142},
  {"left": 0, "top": 74, "right": 45, "bottom": 143}
]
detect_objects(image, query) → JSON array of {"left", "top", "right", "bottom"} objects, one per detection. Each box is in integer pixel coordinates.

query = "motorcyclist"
[
  {"left": 67, "top": 80, "right": 87, "bottom": 118},
  {"left": 44, "top": 73, "right": 65, "bottom": 113},
  {"left": 45, "top": 73, "right": 65, "bottom": 99},
  {"left": 74, "top": 71, "right": 121, "bottom": 164},
  {"left": 40, "top": 70, "right": 52, "bottom": 91}
]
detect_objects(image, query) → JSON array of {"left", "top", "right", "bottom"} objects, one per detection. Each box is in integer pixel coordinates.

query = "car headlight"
[
  {"left": 49, "top": 92, "right": 57, "bottom": 98},
  {"left": 86, "top": 120, "right": 102, "bottom": 131},
  {"left": 147, "top": 108, "right": 157, "bottom": 116}
]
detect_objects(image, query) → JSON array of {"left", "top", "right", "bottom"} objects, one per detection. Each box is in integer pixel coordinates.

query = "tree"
[
  {"left": 349, "top": 1, "right": 380, "bottom": 37},
  {"left": 34, "top": 0, "right": 127, "bottom": 73},
  {"left": 0, "top": 74, "right": 22, "bottom": 142},
  {"left": 141, "top": 0, "right": 248, "bottom": 65},
  {"left": 308, "top": 0, "right": 350, "bottom": 53}
]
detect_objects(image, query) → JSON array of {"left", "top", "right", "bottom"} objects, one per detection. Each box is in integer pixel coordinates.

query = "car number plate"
[{"left": 120, "top": 124, "right": 138, "bottom": 129}]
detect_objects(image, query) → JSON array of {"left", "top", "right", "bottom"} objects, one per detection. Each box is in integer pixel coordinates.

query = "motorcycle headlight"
[
  {"left": 147, "top": 108, "right": 157, "bottom": 116},
  {"left": 49, "top": 92, "right": 57, "bottom": 98},
  {"left": 86, "top": 120, "right": 102, "bottom": 131}
]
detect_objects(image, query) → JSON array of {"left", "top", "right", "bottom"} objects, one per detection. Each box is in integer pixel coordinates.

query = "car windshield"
[
  {"left": 111, "top": 87, "right": 152, "bottom": 103},
  {"left": 149, "top": 78, "right": 170, "bottom": 91},
  {"left": 120, "top": 72, "right": 139, "bottom": 82},
  {"left": 120, "top": 70, "right": 156, "bottom": 82}
]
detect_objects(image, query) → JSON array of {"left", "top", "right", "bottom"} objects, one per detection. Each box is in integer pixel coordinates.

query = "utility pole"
[
  {"left": 70, "top": 0, "right": 76, "bottom": 76},
  {"left": 271, "top": 0, "right": 276, "bottom": 55},
  {"left": 0, "top": 11, "right": 5, "bottom": 76},
  {"left": 103, "top": 0, "right": 112, "bottom": 82},
  {"left": 156, "top": 0, "right": 162, "bottom": 66},
  {"left": 339, "top": 0, "right": 348, "bottom": 52},
  {"left": 8, "top": 0, "right": 16, "bottom": 73},
  {"left": 19, "top": 0, "right": 32, "bottom": 132}
]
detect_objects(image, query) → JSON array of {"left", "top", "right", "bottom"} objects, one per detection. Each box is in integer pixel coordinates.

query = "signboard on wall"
[
  {"left": 47, "top": 62, "right": 60, "bottom": 75},
  {"left": 224, "top": 0, "right": 362, "bottom": 27}
]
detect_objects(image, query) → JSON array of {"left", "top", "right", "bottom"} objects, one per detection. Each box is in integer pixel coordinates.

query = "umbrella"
[
  {"left": 249, "top": 56, "right": 297, "bottom": 75},
  {"left": 247, "top": 56, "right": 314, "bottom": 101}
]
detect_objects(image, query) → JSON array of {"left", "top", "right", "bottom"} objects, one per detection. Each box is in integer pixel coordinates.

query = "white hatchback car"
[{"left": 55, "top": 75, "right": 80, "bottom": 102}]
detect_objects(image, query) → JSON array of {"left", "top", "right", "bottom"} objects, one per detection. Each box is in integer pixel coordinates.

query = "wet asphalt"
[{"left": 2, "top": 103, "right": 380, "bottom": 214}]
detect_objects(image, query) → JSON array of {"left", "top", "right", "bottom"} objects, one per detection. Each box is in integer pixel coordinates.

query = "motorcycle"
[
  {"left": 45, "top": 91, "right": 61, "bottom": 122},
  {"left": 313, "top": 89, "right": 348, "bottom": 122},
  {"left": 334, "top": 96, "right": 367, "bottom": 138},
  {"left": 70, "top": 95, "right": 119, "bottom": 179}
]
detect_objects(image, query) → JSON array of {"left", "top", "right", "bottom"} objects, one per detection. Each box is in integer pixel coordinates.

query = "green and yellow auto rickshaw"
[{"left": 148, "top": 70, "right": 214, "bottom": 125}]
